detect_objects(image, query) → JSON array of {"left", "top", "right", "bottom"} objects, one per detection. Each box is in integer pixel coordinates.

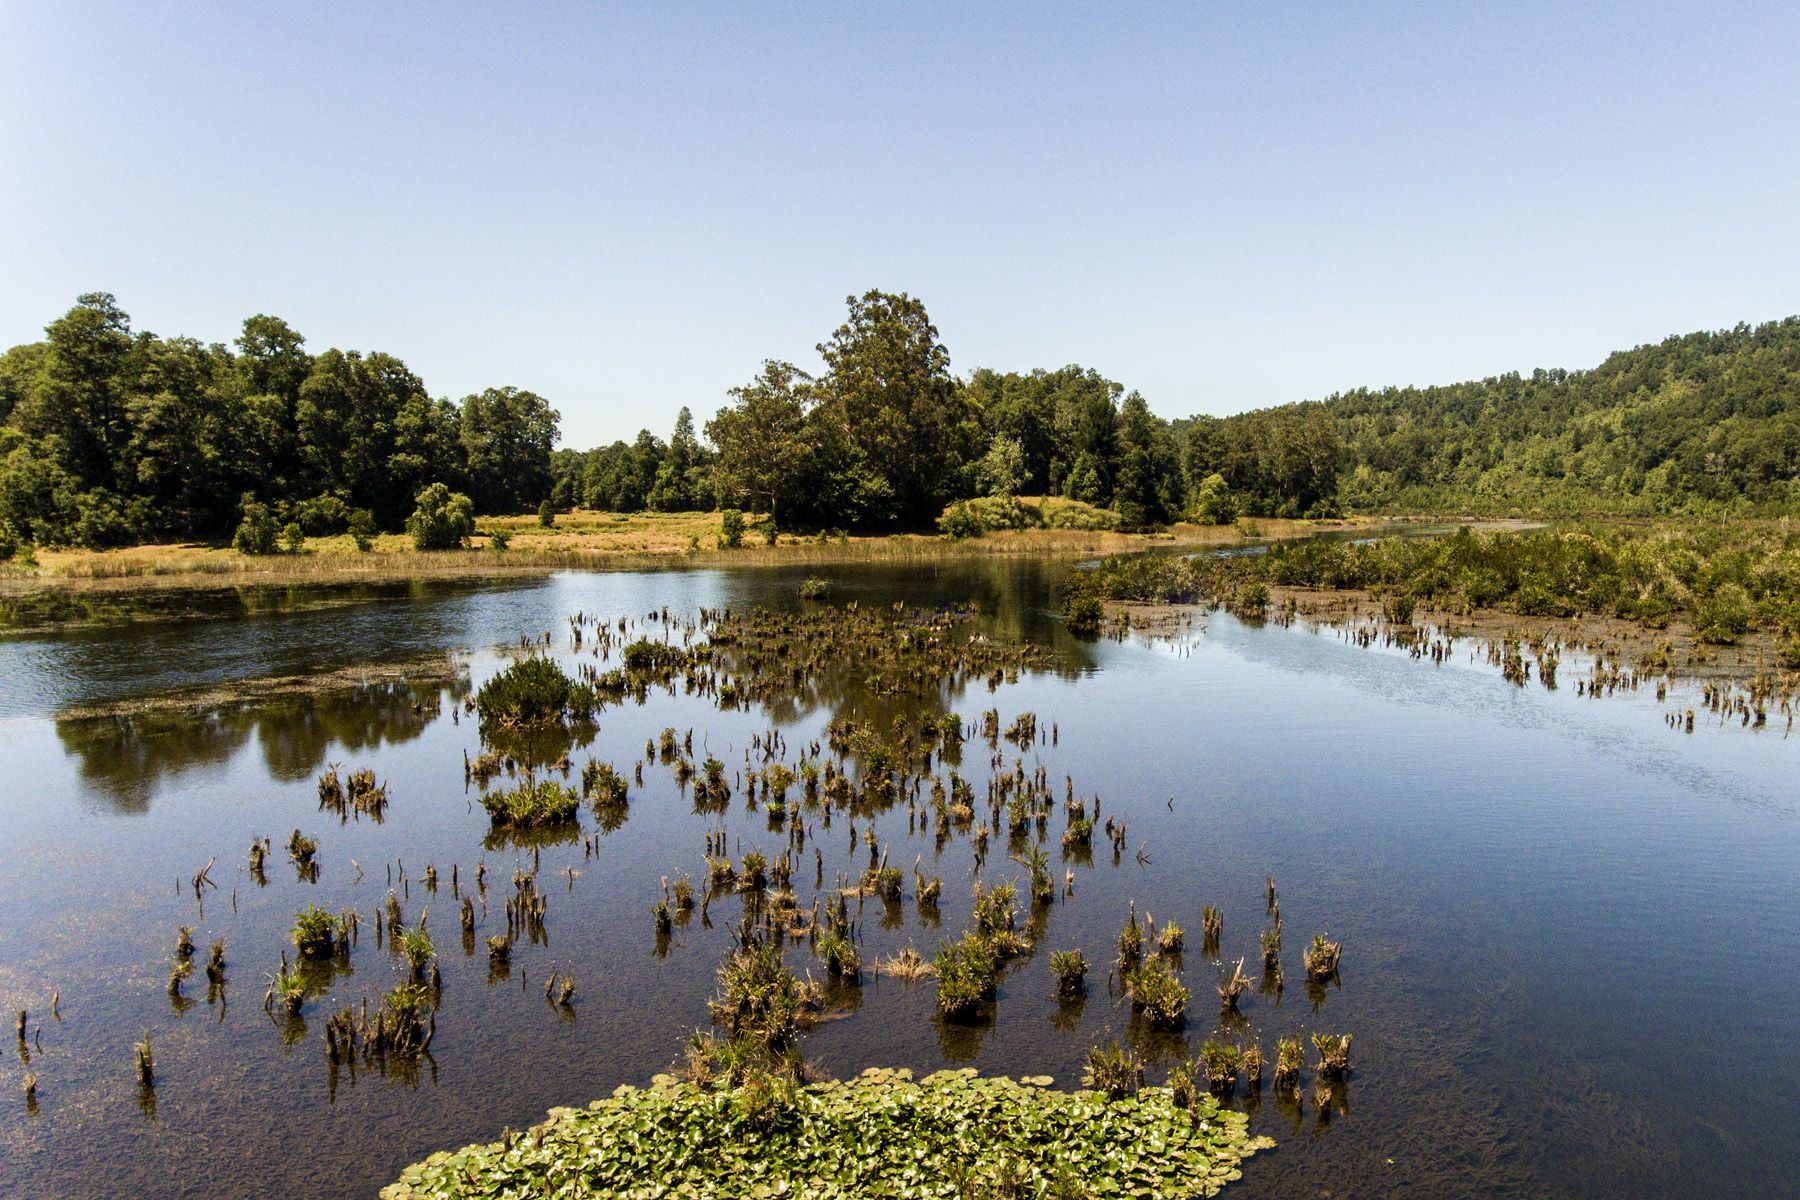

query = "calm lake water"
[{"left": 2, "top": 557, "right": 1797, "bottom": 1199}]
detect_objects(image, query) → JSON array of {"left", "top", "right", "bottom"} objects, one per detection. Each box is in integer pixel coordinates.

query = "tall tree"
[
  {"left": 815, "top": 290, "right": 974, "bottom": 526},
  {"left": 459, "top": 386, "right": 558, "bottom": 514},
  {"left": 706, "top": 360, "right": 814, "bottom": 520}
]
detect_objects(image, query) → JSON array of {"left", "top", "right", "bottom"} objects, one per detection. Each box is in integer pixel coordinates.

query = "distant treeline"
[
  {"left": 0, "top": 293, "right": 557, "bottom": 547},
  {"left": 4, "top": 290, "right": 1796, "bottom": 550},
  {"left": 1312, "top": 318, "right": 1800, "bottom": 515}
]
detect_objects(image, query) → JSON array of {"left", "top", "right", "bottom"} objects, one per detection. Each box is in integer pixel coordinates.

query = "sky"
[{"left": 3, "top": 2, "right": 1797, "bottom": 449}]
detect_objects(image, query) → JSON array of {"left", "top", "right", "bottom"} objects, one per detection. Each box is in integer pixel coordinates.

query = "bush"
[
  {"left": 1188, "top": 473, "right": 1238, "bottom": 525},
  {"left": 233, "top": 499, "right": 281, "bottom": 555},
  {"left": 407, "top": 483, "right": 475, "bottom": 550},
  {"left": 347, "top": 508, "right": 376, "bottom": 552},
  {"left": 1036, "top": 497, "right": 1119, "bottom": 531},
  {"left": 1064, "top": 595, "right": 1104, "bottom": 638},
  {"left": 488, "top": 528, "right": 511, "bottom": 551},
  {"left": 294, "top": 493, "right": 351, "bottom": 535},
  {"left": 280, "top": 522, "right": 306, "bottom": 553},
  {"left": 798, "top": 577, "right": 830, "bottom": 600},
  {"left": 538, "top": 499, "right": 555, "bottom": 528},
  {"left": 1695, "top": 583, "right": 1753, "bottom": 644},
  {"left": 72, "top": 489, "right": 142, "bottom": 548},
  {"left": 719, "top": 509, "right": 745, "bottom": 549},
  {"left": 936, "top": 501, "right": 984, "bottom": 540},
  {"left": 475, "top": 656, "right": 598, "bottom": 728}
]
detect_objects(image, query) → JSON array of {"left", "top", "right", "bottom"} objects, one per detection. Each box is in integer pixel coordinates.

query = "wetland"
[{"left": 2, "top": 545, "right": 1798, "bottom": 1198}]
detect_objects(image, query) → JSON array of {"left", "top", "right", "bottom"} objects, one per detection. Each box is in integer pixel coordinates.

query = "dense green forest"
[
  {"left": 3, "top": 290, "right": 1796, "bottom": 552},
  {"left": 0, "top": 293, "right": 559, "bottom": 548},
  {"left": 1313, "top": 318, "right": 1800, "bottom": 515}
]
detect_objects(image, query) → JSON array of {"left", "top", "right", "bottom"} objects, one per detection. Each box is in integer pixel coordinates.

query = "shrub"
[
  {"left": 798, "top": 577, "right": 830, "bottom": 600},
  {"left": 489, "top": 528, "right": 511, "bottom": 551},
  {"left": 280, "top": 522, "right": 305, "bottom": 553},
  {"left": 719, "top": 509, "right": 745, "bottom": 548},
  {"left": 937, "top": 501, "right": 984, "bottom": 540},
  {"left": 538, "top": 499, "right": 555, "bottom": 528},
  {"left": 347, "top": 508, "right": 376, "bottom": 551},
  {"left": 1188, "top": 473, "right": 1238, "bottom": 525},
  {"left": 294, "top": 493, "right": 351, "bottom": 535},
  {"left": 1064, "top": 595, "right": 1104, "bottom": 638},
  {"left": 407, "top": 483, "right": 475, "bottom": 550},
  {"left": 233, "top": 499, "right": 280, "bottom": 555},
  {"left": 475, "top": 656, "right": 596, "bottom": 728}
]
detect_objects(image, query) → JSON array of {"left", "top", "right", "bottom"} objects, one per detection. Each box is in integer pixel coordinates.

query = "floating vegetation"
[
  {"left": 797, "top": 577, "right": 830, "bottom": 600},
  {"left": 876, "top": 947, "right": 934, "bottom": 981},
  {"left": 383, "top": 1067, "right": 1271, "bottom": 1200},
  {"left": 481, "top": 779, "right": 581, "bottom": 830},
  {"left": 398, "top": 922, "right": 436, "bottom": 982}
]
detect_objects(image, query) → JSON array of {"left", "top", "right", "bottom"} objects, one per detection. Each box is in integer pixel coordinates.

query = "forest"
[{"left": 2, "top": 291, "right": 1796, "bottom": 552}]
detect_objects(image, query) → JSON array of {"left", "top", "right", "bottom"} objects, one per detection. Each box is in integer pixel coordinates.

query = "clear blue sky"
[{"left": 4, "top": 2, "right": 1796, "bottom": 448}]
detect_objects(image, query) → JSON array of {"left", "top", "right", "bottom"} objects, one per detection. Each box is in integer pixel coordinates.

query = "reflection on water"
[
  {"left": 0, "top": 557, "right": 1797, "bottom": 1200},
  {"left": 54, "top": 680, "right": 469, "bottom": 812}
]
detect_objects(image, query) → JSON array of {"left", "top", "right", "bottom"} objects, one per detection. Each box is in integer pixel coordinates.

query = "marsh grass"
[{"left": 481, "top": 779, "right": 581, "bottom": 829}]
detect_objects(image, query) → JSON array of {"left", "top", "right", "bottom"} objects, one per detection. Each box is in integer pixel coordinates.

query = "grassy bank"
[{"left": 0, "top": 508, "right": 1390, "bottom": 597}]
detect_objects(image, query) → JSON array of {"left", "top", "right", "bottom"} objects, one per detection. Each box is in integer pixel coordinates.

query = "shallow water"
[{"left": 2, "top": 558, "right": 1797, "bottom": 1199}]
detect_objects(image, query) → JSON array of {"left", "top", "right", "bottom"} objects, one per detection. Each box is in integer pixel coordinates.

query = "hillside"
[{"left": 1303, "top": 318, "right": 1800, "bottom": 515}]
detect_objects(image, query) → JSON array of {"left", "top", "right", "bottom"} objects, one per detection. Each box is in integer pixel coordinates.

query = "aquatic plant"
[
  {"left": 285, "top": 829, "right": 317, "bottom": 866},
  {"left": 1312, "top": 1033, "right": 1352, "bottom": 1079},
  {"left": 398, "top": 923, "right": 435, "bottom": 982},
  {"left": 1303, "top": 934, "right": 1342, "bottom": 981},
  {"left": 798, "top": 577, "right": 830, "bottom": 600},
  {"left": 932, "top": 932, "right": 999, "bottom": 1020},
  {"left": 384, "top": 1067, "right": 1270, "bottom": 1200},
  {"left": 1217, "top": 958, "right": 1252, "bottom": 1013},
  {"left": 814, "top": 931, "right": 861, "bottom": 980},
  {"left": 1125, "top": 956, "right": 1189, "bottom": 1030},
  {"left": 1081, "top": 1041, "right": 1143, "bottom": 1100},
  {"left": 1274, "top": 1037, "right": 1303, "bottom": 1089},
  {"left": 292, "top": 905, "right": 340, "bottom": 959},
  {"left": 1197, "top": 1040, "right": 1243, "bottom": 1094},
  {"left": 1157, "top": 919, "right": 1185, "bottom": 955},
  {"left": 1116, "top": 904, "right": 1144, "bottom": 972},
  {"left": 1050, "top": 948, "right": 1088, "bottom": 997},
  {"left": 481, "top": 779, "right": 581, "bottom": 829},
  {"left": 474, "top": 657, "right": 598, "bottom": 729}
]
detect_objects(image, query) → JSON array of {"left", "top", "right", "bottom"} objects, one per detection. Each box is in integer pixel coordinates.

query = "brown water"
[{"left": 1, "top": 557, "right": 1797, "bottom": 1199}]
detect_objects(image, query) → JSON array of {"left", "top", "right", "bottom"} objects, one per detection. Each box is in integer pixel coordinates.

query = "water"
[{"left": 1, "top": 558, "right": 1797, "bottom": 1199}]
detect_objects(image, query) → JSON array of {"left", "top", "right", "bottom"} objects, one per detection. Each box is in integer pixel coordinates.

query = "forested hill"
[{"left": 1308, "top": 318, "right": 1800, "bottom": 515}]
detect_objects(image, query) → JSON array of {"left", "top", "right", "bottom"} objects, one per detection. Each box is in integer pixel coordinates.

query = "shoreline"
[{"left": 0, "top": 514, "right": 1413, "bottom": 602}]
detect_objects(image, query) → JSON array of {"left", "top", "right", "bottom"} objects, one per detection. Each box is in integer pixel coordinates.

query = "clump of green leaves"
[
  {"left": 475, "top": 657, "right": 598, "bottom": 729},
  {"left": 384, "top": 1067, "right": 1270, "bottom": 1200},
  {"left": 480, "top": 779, "right": 581, "bottom": 829},
  {"left": 933, "top": 932, "right": 999, "bottom": 1020},
  {"left": 406, "top": 482, "right": 475, "bottom": 550}
]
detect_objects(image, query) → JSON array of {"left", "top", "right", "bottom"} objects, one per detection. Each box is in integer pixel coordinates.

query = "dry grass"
[{"left": 0, "top": 509, "right": 1388, "bottom": 598}]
